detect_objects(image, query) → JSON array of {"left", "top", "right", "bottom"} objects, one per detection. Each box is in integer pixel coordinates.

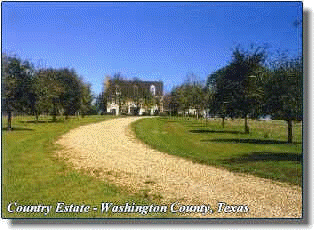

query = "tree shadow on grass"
[
  {"left": 2, "top": 127, "right": 34, "bottom": 131},
  {"left": 19, "top": 120, "right": 65, "bottom": 124},
  {"left": 190, "top": 129, "right": 243, "bottom": 134},
  {"left": 186, "top": 125, "right": 217, "bottom": 128},
  {"left": 201, "top": 138, "right": 301, "bottom": 145},
  {"left": 165, "top": 120, "right": 177, "bottom": 123},
  {"left": 223, "top": 152, "right": 302, "bottom": 163},
  {"left": 159, "top": 117, "right": 170, "bottom": 120}
]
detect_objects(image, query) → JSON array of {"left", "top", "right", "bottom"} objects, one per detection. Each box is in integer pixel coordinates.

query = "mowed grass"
[
  {"left": 132, "top": 116, "right": 303, "bottom": 186},
  {"left": 1, "top": 115, "right": 168, "bottom": 218}
]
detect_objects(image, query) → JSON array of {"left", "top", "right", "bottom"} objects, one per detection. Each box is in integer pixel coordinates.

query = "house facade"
[{"left": 104, "top": 77, "right": 164, "bottom": 115}]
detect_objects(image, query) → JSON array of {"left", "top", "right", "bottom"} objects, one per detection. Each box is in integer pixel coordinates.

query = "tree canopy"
[
  {"left": 2, "top": 54, "right": 94, "bottom": 122},
  {"left": 206, "top": 46, "right": 302, "bottom": 142}
]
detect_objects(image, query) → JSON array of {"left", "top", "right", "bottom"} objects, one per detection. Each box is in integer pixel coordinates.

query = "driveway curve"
[{"left": 56, "top": 117, "right": 302, "bottom": 218}]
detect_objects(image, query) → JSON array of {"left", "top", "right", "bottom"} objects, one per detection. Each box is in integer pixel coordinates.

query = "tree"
[
  {"left": 208, "top": 45, "right": 266, "bottom": 132},
  {"left": 36, "top": 69, "right": 65, "bottom": 121},
  {"left": 142, "top": 89, "right": 154, "bottom": 114},
  {"left": 2, "top": 54, "right": 17, "bottom": 130},
  {"left": 174, "top": 85, "right": 189, "bottom": 116},
  {"left": 95, "top": 92, "right": 107, "bottom": 114},
  {"left": 31, "top": 72, "right": 46, "bottom": 121},
  {"left": 80, "top": 83, "right": 93, "bottom": 117},
  {"left": 264, "top": 56, "right": 302, "bottom": 143},
  {"left": 2, "top": 54, "right": 36, "bottom": 128},
  {"left": 111, "top": 72, "right": 127, "bottom": 115},
  {"left": 2, "top": 53, "right": 95, "bottom": 122},
  {"left": 207, "top": 66, "right": 231, "bottom": 127},
  {"left": 230, "top": 46, "right": 266, "bottom": 133},
  {"left": 113, "top": 72, "right": 123, "bottom": 81},
  {"left": 173, "top": 73, "right": 208, "bottom": 119},
  {"left": 163, "top": 91, "right": 179, "bottom": 116},
  {"left": 56, "top": 69, "right": 83, "bottom": 118}
]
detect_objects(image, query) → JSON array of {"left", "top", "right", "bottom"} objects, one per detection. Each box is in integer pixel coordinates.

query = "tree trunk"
[
  {"left": 52, "top": 101, "right": 57, "bottom": 122},
  {"left": 35, "top": 112, "right": 39, "bottom": 122},
  {"left": 287, "top": 119, "right": 293, "bottom": 144},
  {"left": 244, "top": 114, "right": 249, "bottom": 134},
  {"left": 7, "top": 111, "right": 12, "bottom": 130},
  {"left": 222, "top": 116, "right": 225, "bottom": 128}
]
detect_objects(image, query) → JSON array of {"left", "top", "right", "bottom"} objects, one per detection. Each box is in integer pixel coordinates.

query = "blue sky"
[{"left": 2, "top": 1, "right": 302, "bottom": 95}]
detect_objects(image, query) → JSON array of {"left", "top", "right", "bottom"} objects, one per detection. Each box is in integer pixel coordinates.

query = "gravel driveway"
[{"left": 56, "top": 117, "right": 302, "bottom": 218}]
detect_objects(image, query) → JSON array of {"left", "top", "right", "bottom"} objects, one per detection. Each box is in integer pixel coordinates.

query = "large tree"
[
  {"left": 56, "top": 68, "right": 83, "bottom": 118},
  {"left": 95, "top": 92, "right": 107, "bottom": 114},
  {"left": 80, "top": 83, "right": 93, "bottom": 117},
  {"left": 209, "top": 46, "right": 266, "bottom": 132},
  {"left": 2, "top": 54, "right": 17, "bottom": 129},
  {"left": 264, "top": 56, "right": 302, "bottom": 143},
  {"left": 2, "top": 54, "right": 35, "bottom": 128},
  {"left": 36, "top": 69, "right": 65, "bottom": 121},
  {"left": 207, "top": 66, "right": 232, "bottom": 127}
]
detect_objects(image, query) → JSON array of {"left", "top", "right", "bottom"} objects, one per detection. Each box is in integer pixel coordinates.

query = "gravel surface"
[{"left": 56, "top": 117, "right": 302, "bottom": 218}]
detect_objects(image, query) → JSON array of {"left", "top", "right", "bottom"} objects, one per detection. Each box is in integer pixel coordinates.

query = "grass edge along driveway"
[
  {"left": 1, "top": 115, "right": 171, "bottom": 218},
  {"left": 132, "top": 116, "right": 302, "bottom": 187}
]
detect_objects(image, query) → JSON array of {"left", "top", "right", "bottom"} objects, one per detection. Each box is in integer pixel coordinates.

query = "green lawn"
[
  {"left": 132, "top": 116, "right": 303, "bottom": 186},
  {"left": 1, "top": 115, "right": 169, "bottom": 218}
]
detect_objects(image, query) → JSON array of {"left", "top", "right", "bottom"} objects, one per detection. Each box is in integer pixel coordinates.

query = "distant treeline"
[{"left": 2, "top": 44, "right": 302, "bottom": 143}]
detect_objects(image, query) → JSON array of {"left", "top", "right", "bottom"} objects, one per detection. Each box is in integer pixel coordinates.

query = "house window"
[
  {"left": 115, "top": 85, "right": 121, "bottom": 96},
  {"left": 134, "top": 85, "right": 138, "bottom": 96},
  {"left": 150, "top": 85, "right": 156, "bottom": 96}
]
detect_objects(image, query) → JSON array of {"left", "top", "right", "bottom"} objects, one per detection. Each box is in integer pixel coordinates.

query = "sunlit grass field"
[
  {"left": 1, "top": 114, "right": 303, "bottom": 218},
  {"left": 1, "top": 115, "right": 169, "bottom": 218},
  {"left": 132, "top": 116, "right": 303, "bottom": 186}
]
